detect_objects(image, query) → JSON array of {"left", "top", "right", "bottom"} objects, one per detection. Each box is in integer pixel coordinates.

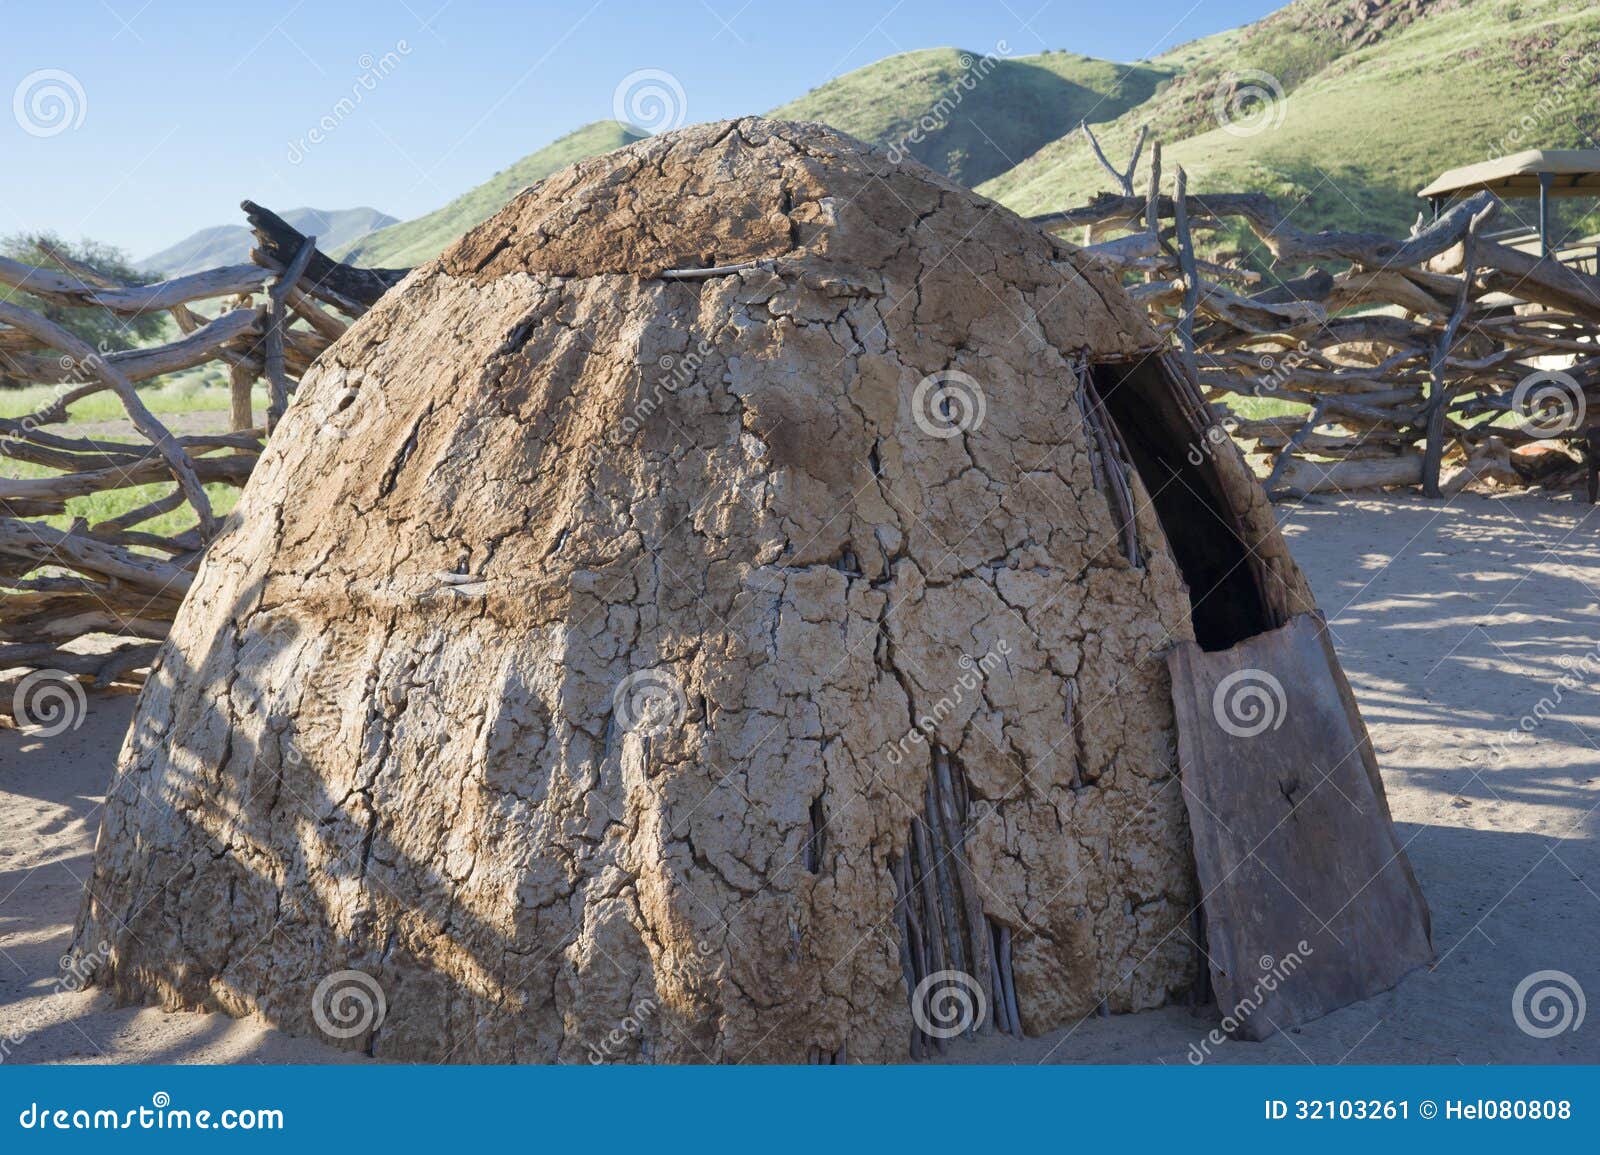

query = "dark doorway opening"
[{"left": 1086, "top": 358, "right": 1273, "bottom": 652}]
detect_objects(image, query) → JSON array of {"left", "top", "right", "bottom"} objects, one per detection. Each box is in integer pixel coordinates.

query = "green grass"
[
  {"left": 337, "top": 1, "right": 1600, "bottom": 285},
  {"left": 771, "top": 47, "right": 1171, "bottom": 187},
  {"left": 337, "top": 120, "right": 646, "bottom": 268},
  {"left": 1216, "top": 394, "right": 1310, "bottom": 421},
  {"left": 1, "top": 452, "right": 240, "bottom": 540},
  {"left": 0, "top": 365, "right": 257, "bottom": 423},
  {"left": 981, "top": 0, "right": 1600, "bottom": 247},
  {"left": 2, "top": 369, "right": 264, "bottom": 538}
]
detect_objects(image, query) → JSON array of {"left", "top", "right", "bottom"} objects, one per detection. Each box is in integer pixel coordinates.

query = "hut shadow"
[{"left": 71, "top": 574, "right": 593, "bottom": 1063}]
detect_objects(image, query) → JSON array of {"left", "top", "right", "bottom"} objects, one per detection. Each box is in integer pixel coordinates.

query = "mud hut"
[{"left": 76, "top": 118, "right": 1428, "bottom": 1061}]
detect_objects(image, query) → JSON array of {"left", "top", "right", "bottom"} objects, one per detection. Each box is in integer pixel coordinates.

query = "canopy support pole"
[{"left": 1539, "top": 171, "right": 1554, "bottom": 259}]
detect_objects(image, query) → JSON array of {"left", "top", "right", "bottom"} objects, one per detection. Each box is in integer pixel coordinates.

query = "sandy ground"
[{"left": 4, "top": 492, "right": 1599, "bottom": 1065}]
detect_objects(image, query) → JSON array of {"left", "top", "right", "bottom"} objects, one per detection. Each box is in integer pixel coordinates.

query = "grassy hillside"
[
  {"left": 770, "top": 47, "right": 1171, "bottom": 187},
  {"left": 341, "top": 50, "right": 1164, "bottom": 270},
  {"left": 140, "top": 207, "right": 395, "bottom": 276},
  {"left": 339, "top": 121, "right": 645, "bottom": 268},
  {"left": 980, "top": 0, "right": 1600, "bottom": 245}
]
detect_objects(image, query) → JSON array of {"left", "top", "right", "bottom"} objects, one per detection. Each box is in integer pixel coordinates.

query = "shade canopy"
[{"left": 1419, "top": 149, "right": 1600, "bottom": 200}]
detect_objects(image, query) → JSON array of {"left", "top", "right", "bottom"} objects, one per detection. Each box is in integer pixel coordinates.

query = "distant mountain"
[
  {"left": 139, "top": 206, "right": 397, "bottom": 277},
  {"left": 337, "top": 121, "right": 646, "bottom": 268},
  {"left": 770, "top": 47, "right": 1171, "bottom": 188}
]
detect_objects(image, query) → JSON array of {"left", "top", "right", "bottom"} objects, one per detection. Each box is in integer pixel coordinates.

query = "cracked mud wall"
[{"left": 78, "top": 118, "right": 1312, "bottom": 1061}]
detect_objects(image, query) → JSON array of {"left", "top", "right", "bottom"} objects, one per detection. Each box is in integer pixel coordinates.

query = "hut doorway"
[{"left": 1083, "top": 356, "right": 1274, "bottom": 652}]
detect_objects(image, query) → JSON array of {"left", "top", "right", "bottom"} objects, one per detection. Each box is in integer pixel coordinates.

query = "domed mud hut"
[{"left": 77, "top": 118, "right": 1430, "bottom": 1062}]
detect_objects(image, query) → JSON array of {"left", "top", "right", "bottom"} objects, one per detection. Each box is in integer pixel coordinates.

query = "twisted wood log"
[{"left": 0, "top": 300, "right": 217, "bottom": 534}]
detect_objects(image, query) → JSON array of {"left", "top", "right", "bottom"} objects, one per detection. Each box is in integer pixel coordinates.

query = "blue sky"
[{"left": 0, "top": 0, "right": 1283, "bottom": 257}]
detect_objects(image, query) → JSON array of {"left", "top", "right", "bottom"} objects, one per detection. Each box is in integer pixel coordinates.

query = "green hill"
[
  {"left": 338, "top": 121, "right": 645, "bottom": 268},
  {"left": 770, "top": 47, "right": 1171, "bottom": 187},
  {"left": 342, "top": 50, "right": 1164, "bottom": 270},
  {"left": 338, "top": 0, "right": 1600, "bottom": 274},
  {"left": 979, "top": 0, "right": 1600, "bottom": 244}
]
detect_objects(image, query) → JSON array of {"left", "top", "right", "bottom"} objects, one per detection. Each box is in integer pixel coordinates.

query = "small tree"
[{"left": 1, "top": 232, "right": 166, "bottom": 352}]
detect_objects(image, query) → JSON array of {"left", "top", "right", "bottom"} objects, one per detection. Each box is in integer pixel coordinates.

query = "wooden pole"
[{"left": 229, "top": 361, "right": 256, "bottom": 433}]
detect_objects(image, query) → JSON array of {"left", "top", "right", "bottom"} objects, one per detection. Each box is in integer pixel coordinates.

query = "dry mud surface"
[{"left": 4, "top": 492, "right": 1598, "bottom": 1064}]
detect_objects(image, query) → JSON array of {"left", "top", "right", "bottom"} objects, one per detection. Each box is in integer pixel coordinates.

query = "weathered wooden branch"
[
  {"left": 1422, "top": 206, "right": 1493, "bottom": 496},
  {"left": 1080, "top": 122, "right": 1147, "bottom": 198},
  {"left": 0, "top": 255, "right": 269, "bottom": 314},
  {"left": 0, "top": 300, "right": 217, "bottom": 534},
  {"left": 243, "top": 199, "right": 407, "bottom": 306},
  {"left": 0, "top": 307, "right": 259, "bottom": 390},
  {"left": 266, "top": 235, "right": 318, "bottom": 433}
]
